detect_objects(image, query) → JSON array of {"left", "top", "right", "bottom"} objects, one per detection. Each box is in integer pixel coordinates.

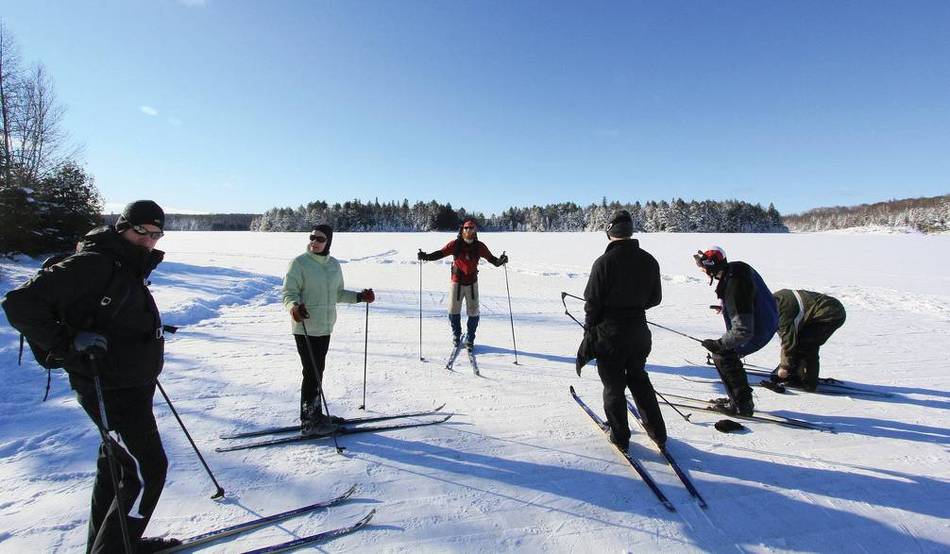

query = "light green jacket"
[{"left": 282, "top": 252, "right": 359, "bottom": 336}]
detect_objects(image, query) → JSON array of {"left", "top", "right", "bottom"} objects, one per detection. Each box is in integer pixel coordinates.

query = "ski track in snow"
[{"left": 1, "top": 231, "right": 949, "bottom": 552}]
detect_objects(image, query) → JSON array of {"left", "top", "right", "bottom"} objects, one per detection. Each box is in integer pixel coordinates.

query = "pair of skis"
[
  {"left": 570, "top": 386, "right": 707, "bottom": 512},
  {"left": 685, "top": 358, "right": 893, "bottom": 398},
  {"left": 445, "top": 338, "right": 479, "bottom": 376},
  {"left": 217, "top": 406, "right": 452, "bottom": 452},
  {"left": 658, "top": 391, "right": 836, "bottom": 433},
  {"left": 158, "top": 485, "right": 372, "bottom": 553}
]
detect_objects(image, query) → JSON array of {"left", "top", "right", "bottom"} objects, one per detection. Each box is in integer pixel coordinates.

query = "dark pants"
[
  {"left": 595, "top": 326, "right": 666, "bottom": 448},
  {"left": 73, "top": 381, "right": 167, "bottom": 554},
  {"left": 294, "top": 334, "right": 331, "bottom": 420},
  {"left": 711, "top": 353, "right": 754, "bottom": 413},
  {"left": 791, "top": 318, "right": 845, "bottom": 390}
]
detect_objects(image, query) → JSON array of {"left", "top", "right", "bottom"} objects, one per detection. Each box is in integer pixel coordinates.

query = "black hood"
[
  {"left": 313, "top": 224, "right": 334, "bottom": 256},
  {"left": 80, "top": 226, "right": 164, "bottom": 277}
]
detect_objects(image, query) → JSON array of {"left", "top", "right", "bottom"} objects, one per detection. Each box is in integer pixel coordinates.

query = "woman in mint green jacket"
[{"left": 282, "top": 224, "right": 374, "bottom": 434}]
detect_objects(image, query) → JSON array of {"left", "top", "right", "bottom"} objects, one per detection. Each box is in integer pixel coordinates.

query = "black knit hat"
[
  {"left": 606, "top": 210, "right": 633, "bottom": 238},
  {"left": 312, "top": 224, "right": 333, "bottom": 255},
  {"left": 116, "top": 200, "right": 165, "bottom": 232}
]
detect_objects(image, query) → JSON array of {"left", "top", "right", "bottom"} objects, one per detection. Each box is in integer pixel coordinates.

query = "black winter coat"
[
  {"left": 2, "top": 226, "right": 165, "bottom": 389},
  {"left": 576, "top": 239, "right": 661, "bottom": 369}
]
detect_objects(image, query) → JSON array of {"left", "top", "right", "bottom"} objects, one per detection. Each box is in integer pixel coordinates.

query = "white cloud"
[
  {"left": 167, "top": 117, "right": 183, "bottom": 127},
  {"left": 140, "top": 106, "right": 159, "bottom": 117},
  {"left": 178, "top": 0, "right": 208, "bottom": 7}
]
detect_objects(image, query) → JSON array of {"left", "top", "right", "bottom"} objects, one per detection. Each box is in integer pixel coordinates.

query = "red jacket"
[{"left": 426, "top": 239, "right": 502, "bottom": 285}]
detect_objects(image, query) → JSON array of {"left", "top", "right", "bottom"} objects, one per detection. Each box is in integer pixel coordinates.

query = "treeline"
[
  {"left": 251, "top": 198, "right": 787, "bottom": 233},
  {"left": 784, "top": 194, "right": 950, "bottom": 233},
  {"left": 102, "top": 213, "right": 259, "bottom": 232},
  {"left": 1, "top": 24, "right": 101, "bottom": 256}
]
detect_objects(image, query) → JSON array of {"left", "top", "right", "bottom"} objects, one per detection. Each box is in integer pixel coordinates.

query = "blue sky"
[{"left": 3, "top": 0, "right": 948, "bottom": 216}]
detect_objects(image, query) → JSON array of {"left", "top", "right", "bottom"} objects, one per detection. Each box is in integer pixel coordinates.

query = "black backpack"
[{"left": 17, "top": 253, "right": 125, "bottom": 398}]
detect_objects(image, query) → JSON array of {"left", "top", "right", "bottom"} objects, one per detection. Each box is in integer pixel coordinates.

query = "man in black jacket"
[
  {"left": 576, "top": 210, "right": 666, "bottom": 451},
  {"left": 2, "top": 200, "right": 179, "bottom": 553}
]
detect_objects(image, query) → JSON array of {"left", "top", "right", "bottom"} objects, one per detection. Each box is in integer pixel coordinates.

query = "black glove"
[
  {"left": 497, "top": 254, "right": 509, "bottom": 265},
  {"left": 701, "top": 338, "right": 723, "bottom": 354},
  {"left": 73, "top": 331, "right": 108, "bottom": 354},
  {"left": 417, "top": 249, "right": 426, "bottom": 261}
]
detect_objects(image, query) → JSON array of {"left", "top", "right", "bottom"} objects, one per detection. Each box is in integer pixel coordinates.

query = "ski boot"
[{"left": 138, "top": 537, "right": 183, "bottom": 553}]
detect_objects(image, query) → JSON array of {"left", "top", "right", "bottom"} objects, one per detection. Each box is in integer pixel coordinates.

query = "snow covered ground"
[{"left": 1, "top": 230, "right": 948, "bottom": 553}]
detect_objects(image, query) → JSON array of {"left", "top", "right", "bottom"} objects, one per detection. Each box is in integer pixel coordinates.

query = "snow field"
[{"left": 1, "top": 231, "right": 948, "bottom": 552}]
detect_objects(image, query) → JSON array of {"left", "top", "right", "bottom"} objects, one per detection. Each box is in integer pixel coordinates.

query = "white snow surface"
[{"left": 1, "top": 231, "right": 948, "bottom": 553}]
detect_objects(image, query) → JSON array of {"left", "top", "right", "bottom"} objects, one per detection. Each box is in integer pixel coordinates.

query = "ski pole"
[
  {"left": 89, "top": 355, "right": 133, "bottom": 554},
  {"left": 419, "top": 257, "right": 424, "bottom": 361},
  {"left": 560, "top": 292, "right": 586, "bottom": 329},
  {"left": 155, "top": 381, "right": 225, "bottom": 499},
  {"left": 359, "top": 302, "right": 368, "bottom": 410},
  {"left": 502, "top": 252, "right": 519, "bottom": 365},
  {"left": 646, "top": 320, "right": 703, "bottom": 343},
  {"left": 299, "top": 320, "right": 345, "bottom": 454},
  {"left": 653, "top": 390, "right": 692, "bottom": 423}
]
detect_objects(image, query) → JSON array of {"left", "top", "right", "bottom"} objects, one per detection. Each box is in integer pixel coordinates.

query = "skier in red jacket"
[{"left": 418, "top": 218, "right": 508, "bottom": 348}]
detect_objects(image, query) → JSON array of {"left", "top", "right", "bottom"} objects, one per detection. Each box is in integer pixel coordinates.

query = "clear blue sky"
[{"left": 3, "top": 0, "right": 948, "bottom": 216}]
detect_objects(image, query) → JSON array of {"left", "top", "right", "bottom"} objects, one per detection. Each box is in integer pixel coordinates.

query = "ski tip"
[{"left": 569, "top": 385, "right": 577, "bottom": 394}]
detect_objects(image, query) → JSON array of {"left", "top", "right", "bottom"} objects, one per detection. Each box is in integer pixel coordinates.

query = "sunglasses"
[
  {"left": 309, "top": 235, "right": 328, "bottom": 243},
  {"left": 462, "top": 226, "right": 476, "bottom": 230},
  {"left": 131, "top": 225, "right": 164, "bottom": 240}
]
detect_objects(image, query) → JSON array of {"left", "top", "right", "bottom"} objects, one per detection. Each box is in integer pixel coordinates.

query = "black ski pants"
[
  {"left": 792, "top": 318, "right": 846, "bottom": 390},
  {"left": 294, "top": 334, "right": 331, "bottom": 419},
  {"left": 711, "top": 352, "right": 754, "bottom": 412},
  {"left": 73, "top": 380, "right": 167, "bottom": 554},
  {"left": 595, "top": 326, "right": 666, "bottom": 449}
]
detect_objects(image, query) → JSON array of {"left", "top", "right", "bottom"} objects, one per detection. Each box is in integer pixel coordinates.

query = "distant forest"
[
  {"left": 249, "top": 198, "right": 787, "bottom": 233},
  {"left": 102, "top": 213, "right": 258, "bottom": 231},
  {"left": 105, "top": 194, "right": 950, "bottom": 234},
  {"left": 784, "top": 194, "right": 949, "bottom": 233}
]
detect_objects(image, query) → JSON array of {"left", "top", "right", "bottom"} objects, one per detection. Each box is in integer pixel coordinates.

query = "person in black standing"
[
  {"left": 2, "top": 200, "right": 179, "bottom": 553},
  {"left": 576, "top": 210, "right": 666, "bottom": 451}
]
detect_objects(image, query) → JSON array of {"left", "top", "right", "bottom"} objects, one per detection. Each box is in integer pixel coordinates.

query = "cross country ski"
[
  {"left": 216, "top": 414, "right": 454, "bottom": 453},
  {"left": 220, "top": 404, "right": 447, "bottom": 440},
  {"left": 158, "top": 485, "right": 357, "bottom": 552},
  {"left": 570, "top": 386, "right": 676, "bottom": 512}
]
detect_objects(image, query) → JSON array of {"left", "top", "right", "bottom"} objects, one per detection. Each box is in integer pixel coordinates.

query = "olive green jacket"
[
  {"left": 773, "top": 289, "right": 846, "bottom": 362},
  {"left": 282, "top": 252, "right": 359, "bottom": 336}
]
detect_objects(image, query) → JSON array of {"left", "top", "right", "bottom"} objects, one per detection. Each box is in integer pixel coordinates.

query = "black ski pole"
[
  {"left": 359, "top": 302, "right": 368, "bottom": 410},
  {"left": 299, "top": 320, "right": 345, "bottom": 454},
  {"left": 155, "top": 381, "right": 225, "bottom": 499},
  {"left": 653, "top": 390, "right": 692, "bottom": 423},
  {"left": 560, "top": 292, "right": 586, "bottom": 329},
  {"left": 419, "top": 257, "right": 424, "bottom": 361},
  {"left": 89, "top": 355, "right": 133, "bottom": 554},
  {"left": 646, "top": 320, "right": 703, "bottom": 343},
  {"left": 502, "top": 252, "right": 519, "bottom": 365}
]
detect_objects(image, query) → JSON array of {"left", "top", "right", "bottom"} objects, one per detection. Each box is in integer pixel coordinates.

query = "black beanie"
[
  {"left": 313, "top": 224, "right": 334, "bottom": 255},
  {"left": 116, "top": 200, "right": 165, "bottom": 232},
  {"left": 606, "top": 210, "right": 633, "bottom": 238}
]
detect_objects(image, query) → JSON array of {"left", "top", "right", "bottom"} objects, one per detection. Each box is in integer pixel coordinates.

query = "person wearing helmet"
[
  {"left": 576, "top": 210, "right": 666, "bottom": 451},
  {"left": 771, "top": 289, "right": 846, "bottom": 391},
  {"left": 694, "top": 246, "right": 778, "bottom": 416},
  {"left": 417, "top": 218, "right": 508, "bottom": 349}
]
